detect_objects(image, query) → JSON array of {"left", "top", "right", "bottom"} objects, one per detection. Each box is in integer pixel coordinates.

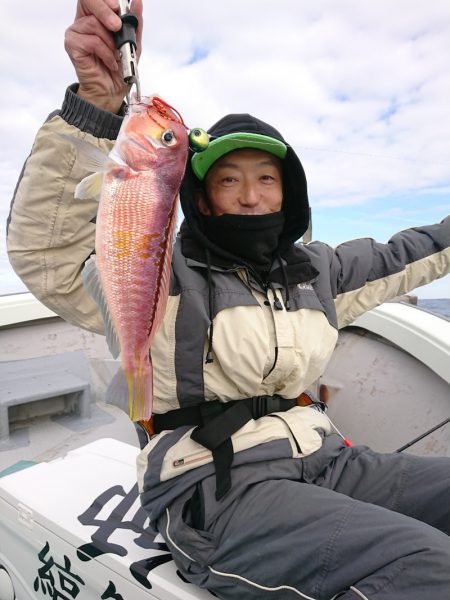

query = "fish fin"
[
  {"left": 105, "top": 367, "right": 129, "bottom": 414},
  {"left": 105, "top": 361, "right": 153, "bottom": 421},
  {"left": 75, "top": 172, "right": 103, "bottom": 200},
  {"left": 81, "top": 256, "right": 121, "bottom": 359},
  {"left": 151, "top": 202, "right": 178, "bottom": 341},
  {"left": 128, "top": 362, "right": 153, "bottom": 421},
  {"left": 106, "top": 364, "right": 153, "bottom": 421},
  {"left": 58, "top": 133, "right": 112, "bottom": 172}
]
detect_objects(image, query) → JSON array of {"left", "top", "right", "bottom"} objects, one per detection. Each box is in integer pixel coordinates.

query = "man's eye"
[{"left": 261, "top": 175, "right": 275, "bottom": 182}]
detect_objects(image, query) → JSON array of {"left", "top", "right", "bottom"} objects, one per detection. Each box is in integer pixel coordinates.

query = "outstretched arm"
[{"left": 330, "top": 217, "right": 450, "bottom": 328}]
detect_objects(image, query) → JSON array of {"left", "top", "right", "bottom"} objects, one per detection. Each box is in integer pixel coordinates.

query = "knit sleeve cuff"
[{"left": 59, "top": 83, "right": 125, "bottom": 139}]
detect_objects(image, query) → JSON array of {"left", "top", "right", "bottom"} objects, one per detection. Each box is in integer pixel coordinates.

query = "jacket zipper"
[{"left": 173, "top": 453, "right": 211, "bottom": 468}]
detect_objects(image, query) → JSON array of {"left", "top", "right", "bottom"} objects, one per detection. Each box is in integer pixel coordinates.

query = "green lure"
[{"left": 189, "top": 128, "right": 209, "bottom": 152}]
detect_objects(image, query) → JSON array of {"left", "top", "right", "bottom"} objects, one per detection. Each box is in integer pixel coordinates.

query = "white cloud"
[{"left": 1, "top": 0, "right": 449, "bottom": 297}]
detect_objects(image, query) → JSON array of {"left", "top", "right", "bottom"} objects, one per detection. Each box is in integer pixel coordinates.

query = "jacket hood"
[{"left": 180, "top": 113, "right": 310, "bottom": 263}]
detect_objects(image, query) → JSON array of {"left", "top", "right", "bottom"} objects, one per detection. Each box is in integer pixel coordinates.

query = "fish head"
[{"left": 115, "top": 95, "right": 189, "bottom": 176}]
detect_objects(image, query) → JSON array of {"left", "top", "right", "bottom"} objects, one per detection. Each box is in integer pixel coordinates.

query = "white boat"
[{"left": 0, "top": 294, "right": 449, "bottom": 600}]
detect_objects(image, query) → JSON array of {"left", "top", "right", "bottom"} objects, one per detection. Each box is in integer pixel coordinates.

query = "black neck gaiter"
[{"left": 201, "top": 211, "right": 285, "bottom": 276}]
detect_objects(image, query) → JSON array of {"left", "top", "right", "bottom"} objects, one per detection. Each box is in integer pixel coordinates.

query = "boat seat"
[{"left": 0, "top": 351, "right": 92, "bottom": 441}]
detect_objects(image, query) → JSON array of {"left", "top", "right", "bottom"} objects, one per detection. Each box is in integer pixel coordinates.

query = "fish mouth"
[
  {"left": 145, "top": 135, "right": 165, "bottom": 150},
  {"left": 128, "top": 136, "right": 162, "bottom": 155}
]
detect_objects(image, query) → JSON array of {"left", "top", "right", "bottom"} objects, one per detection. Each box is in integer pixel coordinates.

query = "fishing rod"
[
  {"left": 395, "top": 417, "right": 450, "bottom": 453},
  {"left": 316, "top": 385, "right": 449, "bottom": 453}
]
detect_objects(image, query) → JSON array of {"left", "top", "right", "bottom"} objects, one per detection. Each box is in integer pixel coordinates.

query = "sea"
[{"left": 417, "top": 299, "right": 450, "bottom": 320}]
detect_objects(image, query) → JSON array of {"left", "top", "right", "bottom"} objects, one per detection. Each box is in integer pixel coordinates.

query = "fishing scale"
[{"left": 114, "top": 0, "right": 141, "bottom": 103}]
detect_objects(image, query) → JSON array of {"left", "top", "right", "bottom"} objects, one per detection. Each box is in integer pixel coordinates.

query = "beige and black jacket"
[{"left": 7, "top": 86, "right": 450, "bottom": 518}]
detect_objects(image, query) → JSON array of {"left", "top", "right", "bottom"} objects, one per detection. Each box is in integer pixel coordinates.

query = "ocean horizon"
[{"left": 418, "top": 298, "right": 450, "bottom": 320}]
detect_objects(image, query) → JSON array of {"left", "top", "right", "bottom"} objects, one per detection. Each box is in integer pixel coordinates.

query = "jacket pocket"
[{"left": 268, "top": 406, "right": 332, "bottom": 457}]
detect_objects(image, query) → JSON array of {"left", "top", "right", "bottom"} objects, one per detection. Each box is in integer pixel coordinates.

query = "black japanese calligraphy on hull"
[
  {"left": 101, "top": 580, "right": 124, "bottom": 600},
  {"left": 76, "top": 483, "right": 172, "bottom": 590},
  {"left": 34, "top": 542, "right": 85, "bottom": 599}
]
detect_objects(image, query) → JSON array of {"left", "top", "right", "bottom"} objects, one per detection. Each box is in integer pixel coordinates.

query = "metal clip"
[{"left": 114, "top": 0, "right": 141, "bottom": 103}]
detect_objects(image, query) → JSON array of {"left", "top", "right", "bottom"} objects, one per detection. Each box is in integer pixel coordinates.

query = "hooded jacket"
[
  {"left": 180, "top": 113, "right": 310, "bottom": 255},
  {"left": 6, "top": 85, "right": 450, "bottom": 521}
]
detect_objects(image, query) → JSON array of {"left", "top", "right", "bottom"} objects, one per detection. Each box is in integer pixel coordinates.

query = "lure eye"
[
  {"left": 189, "top": 128, "right": 209, "bottom": 152},
  {"left": 161, "top": 129, "right": 177, "bottom": 146}
]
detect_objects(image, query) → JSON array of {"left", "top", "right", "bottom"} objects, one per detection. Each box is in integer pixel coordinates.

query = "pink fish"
[{"left": 73, "top": 96, "right": 189, "bottom": 420}]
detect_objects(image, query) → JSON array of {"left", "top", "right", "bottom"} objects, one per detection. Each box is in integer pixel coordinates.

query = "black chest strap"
[{"left": 153, "top": 396, "right": 297, "bottom": 500}]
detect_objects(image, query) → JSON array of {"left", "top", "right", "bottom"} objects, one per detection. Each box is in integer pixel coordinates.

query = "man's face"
[{"left": 197, "top": 148, "right": 283, "bottom": 216}]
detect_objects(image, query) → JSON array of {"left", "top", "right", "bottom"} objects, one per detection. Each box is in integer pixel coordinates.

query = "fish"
[{"left": 71, "top": 95, "right": 189, "bottom": 421}]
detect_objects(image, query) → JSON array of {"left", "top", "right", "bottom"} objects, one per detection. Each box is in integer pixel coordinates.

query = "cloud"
[
  {"left": 185, "top": 46, "right": 210, "bottom": 66},
  {"left": 1, "top": 0, "right": 449, "bottom": 297}
]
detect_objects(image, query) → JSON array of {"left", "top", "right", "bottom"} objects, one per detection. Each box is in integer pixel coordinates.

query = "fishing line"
[
  {"left": 120, "top": 108, "right": 448, "bottom": 167},
  {"left": 200, "top": 136, "right": 449, "bottom": 167},
  {"left": 205, "top": 137, "right": 286, "bottom": 148},
  {"left": 196, "top": 134, "right": 448, "bottom": 167},
  {"left": 292, "top": 144, "right": 449, "bottom": 167}
]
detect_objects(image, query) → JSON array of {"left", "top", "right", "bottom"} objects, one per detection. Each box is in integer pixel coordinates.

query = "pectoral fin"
[
  {"left": 75, "top": 172, "right": 104, "bottom": 200},
  {"left": 58, "top": 133, "right": 112, "bottom": 172}
]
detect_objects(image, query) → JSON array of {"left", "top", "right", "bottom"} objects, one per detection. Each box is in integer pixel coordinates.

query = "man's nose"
[{"left": 241, "top": 183, "right": 260, "bottom": 206}]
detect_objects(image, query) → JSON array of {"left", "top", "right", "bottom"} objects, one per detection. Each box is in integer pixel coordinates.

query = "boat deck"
[{"left": 0, "top": 398, "right": 138, "bottom": 473}]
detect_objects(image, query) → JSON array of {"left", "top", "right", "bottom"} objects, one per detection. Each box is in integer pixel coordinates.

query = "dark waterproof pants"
[{"left": 158, "top": 435, "right": 450, "bottom": 600}]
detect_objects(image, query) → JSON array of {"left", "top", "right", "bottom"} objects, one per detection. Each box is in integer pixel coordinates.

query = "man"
[{"left": 7, "top": 1, "right": 450, "bottom": 598}]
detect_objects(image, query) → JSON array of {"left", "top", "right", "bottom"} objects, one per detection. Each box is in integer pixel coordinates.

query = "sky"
[{"left": 1, "top": 0, "right": 449, "bottom": 298}]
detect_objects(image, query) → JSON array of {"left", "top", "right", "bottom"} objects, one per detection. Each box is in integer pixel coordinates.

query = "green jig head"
[{"left": 189, "top": 128, "right": 209, "bottom": 152}]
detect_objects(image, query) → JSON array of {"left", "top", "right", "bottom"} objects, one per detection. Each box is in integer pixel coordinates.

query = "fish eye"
[
  {"left": 189, "top": 128, "right": 209, "bottom": 152},
  {"left": 161, "top": 129, "right": 177, "bottom": 146}
]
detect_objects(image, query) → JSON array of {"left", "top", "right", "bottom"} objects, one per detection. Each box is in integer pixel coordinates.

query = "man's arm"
[
  {"left": 330, "top": 217, "right": 450, "bottom": 328},
  {"left": 6, "top": 0, "right": 143, "bottom": 333}
]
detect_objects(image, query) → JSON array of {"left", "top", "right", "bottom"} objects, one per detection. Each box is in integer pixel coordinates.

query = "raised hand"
[{"left": 64, "top": 0, "right": 143, "bottom": 113}]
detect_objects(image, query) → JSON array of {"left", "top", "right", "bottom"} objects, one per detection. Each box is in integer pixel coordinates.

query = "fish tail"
[{"left": 125, "top": 363, "right": 153, "bottom": 421}]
